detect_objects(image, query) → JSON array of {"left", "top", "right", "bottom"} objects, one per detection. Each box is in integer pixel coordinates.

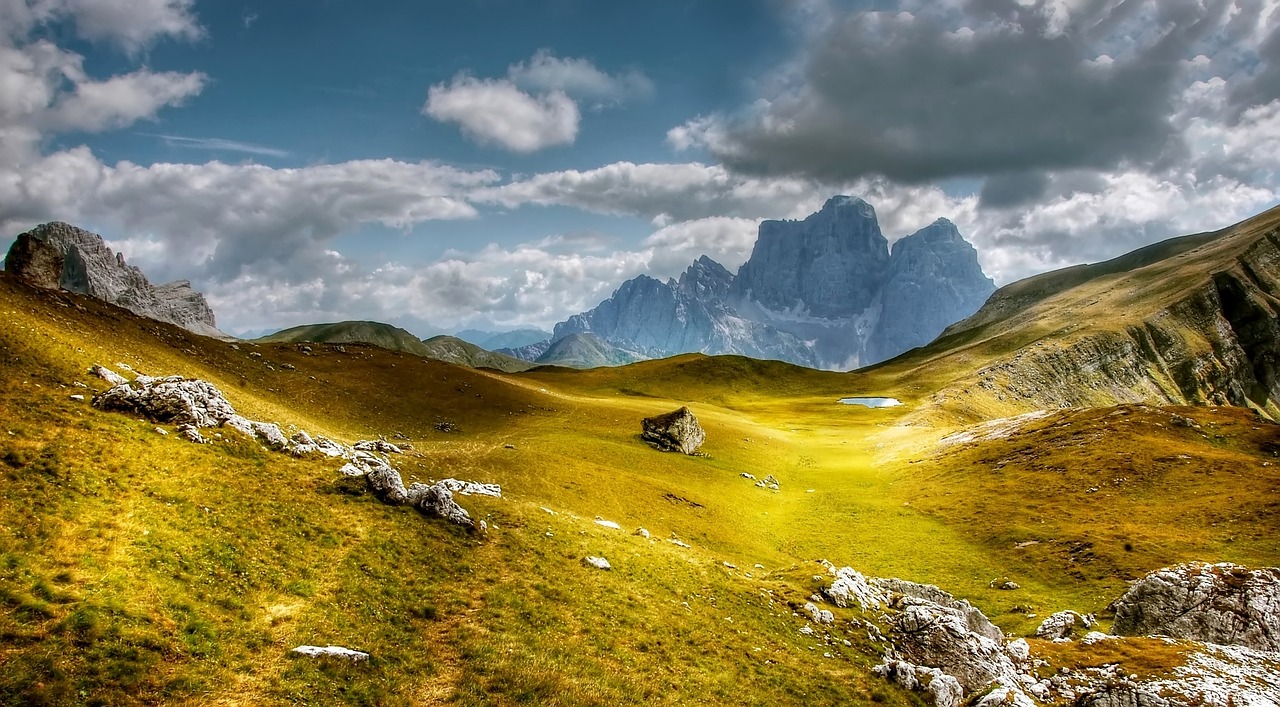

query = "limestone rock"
[
  {"left": 803, "top": 601, "right": 835, "bottom": 625},
  {"left": 973, "top": 684, "right": 1036, "bottom": 707},
  {"left": 177, "top": 424, "right": 206, "bottom": 444},
  {"left": 754, "top": 474, "right": 780, "bottom": 490},
  {"left": 1035, "top": 610, "right": 1094, "bottom": 640},
  {"left": 1109, "top": 562, "right": 1280, "bottom": 651},
  {"left": 437, "top": 478, "right": 502, "bottom": 498},
  {"left": 406, "top": 483, "right": 473, "bottom": 526},
  {"left": 89, "top": 365, "right": 129, "bottom": 386},
  {"left": 291, "top": 645, "right": 369, "bottom": 662},
  {"left": 887, "top": 595, "right": 1019, "bottom": 693},
  {"left": 6, "top": 222, "right": 223, "bottom": 337},
  {"left": 354, "top": 439, "right": 401, "bottom": 454},
  {"left": 823, "top": 565, "right": 887, "bottom": 611},
  {"left": 874, "top": 577, "right": 1004, "bottom": 642},
  {"left": 584, "top": 556, "right": 612, "bottom": 570},
  {"left": 641, "top": 406, "right": 705, "bottom": 455},
  {"left": 366, "top": 466, "right": 409, "bottom": 505},
  {"left": 93, "top": 376, "right": 237, "bottom": 428},
  {"left": 4, "top": 232, "right": 64, "bottom": 289}
]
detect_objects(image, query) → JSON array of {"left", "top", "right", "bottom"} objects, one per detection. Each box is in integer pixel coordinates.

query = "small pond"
[{"left": 837, "top": 397, "right": 903, "bottom": 408}]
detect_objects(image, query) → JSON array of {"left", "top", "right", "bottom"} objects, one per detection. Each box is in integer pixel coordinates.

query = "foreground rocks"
[
  {"left": 1109, "top": 562, "right": 1280, "bottom": 651},
  {"left": 641, "top": 406, "right": 705, "bottom": 455},
  {"left": 291, "top": 645, "right": 369, "bottom": 662}
]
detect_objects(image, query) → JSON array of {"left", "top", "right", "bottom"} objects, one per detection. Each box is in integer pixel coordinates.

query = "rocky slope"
[
  {"left": 900, "top": 204, "right": 1280, "bottom": 420},
  {"left": 551, "top": 197, "right": 994, "bottom": 370},
  {"left": 4, "top": 222, "right": 222, "bottom": 338},
  {"left": 418, "top": 335, "right": 533, "bottom": 372},
  {"left": 533, "top": 332, "right": 646, "bottom": 368}
]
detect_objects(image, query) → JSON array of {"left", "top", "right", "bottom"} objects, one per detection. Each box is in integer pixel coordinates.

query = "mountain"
[
  {"left": 419, "top": 335, "right": 534, "bottom": 372},
  {"left": 877, "top": 203, "right": 1280, "bottom": 421},
  {"left": 455, "top": 328, "right": 551, "bottom": 350},
  {"left": 534, "top": 332, "right": 646, "bottom": 368},
  {"left": 3, "top": 221, "right": 223, "bottom": 338},
  {"left": 259, "top": 320, "right": 434, "bottom": 356},
  {"left": 496, "top": 340, "right": 551, "bottom": 362},
  {"left": 551, "top": 196, "right": 994, "bottom": 370}
]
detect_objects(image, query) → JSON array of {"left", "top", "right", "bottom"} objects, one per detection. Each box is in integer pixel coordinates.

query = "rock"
[
  {"left": 754, "top": 474, "right": 780, "bottom": 490},
  {"left": 366, "top": 466, "right": 409, "bottom": 505},
  {"left": 89, "top": 365, "right": 129, "bottom": 386},
  {"left": 635, "top": 528, "right": 651, "bottom": 539},
  {"left": 406, "top": 482, "right": 473, "bottom": 526},
  {"left": 1109, "top": 562, "right": 1280, "bottom": 651},
  {"left": 154, "top": 426, "right": 168, "bottom": 436},
  {"left": 823, "top": 565, "right": 887, "bottom": 611},
  {"left": 7, "top": 222, "right": 223, "bottom": 337},
  {"left": 803, "top": 602, "right": 835, "bottom": 625},
  {"left": 69, "top": 394, "right": 84, "bottom": 402},
  {"left": 873, "top": 578, "right": 1004, "bottom": 642},
  {"left": 436, "top": 478, "right": 502, "bottom": 498},
  {"left": 4, "top": 232, "right": 64, "bottom": 289},
  {"left": 94, "top": 376, "right": 239, "bottom": 429},
  {"left": 338, "top": 463, "right": 366, "bottom": 477},
  {"left": 1005, "top": 638, "right": 1030, "bottom": 662},
  {"left": 874, "top": 660, "right": 965, "bottom": 707},
  {"left": 434, "top": 421, "right": 456, "bottom": 433},
  {"left": 177, "top": 424, "right": 206, "bottom": 444},
  {"left": 354, "top": 439, "right": 401, "bottom": 454},
  {"left": 1035, "top": 610, "right": 1093, "bottom": 640},
  {"left": 583, "top": 556, "right": 611, "bottom": 571},
  {"left": 594, "top": 519, "right": 621, "bottom": 530},
  {"left": 887, "top": 595, "right": 1019, "bottom": 693},
  {"left": 291, "top": 645, "right": 369, "bottom": 662},
  {"left": 641, "top": 406, "right": 705, "bottom": 455},
  {"left": 740, "top": 472, "right": 756, "bottom": 480},
  {"left": 973, "top": 684, "right": 1036, "bottom": 707}
]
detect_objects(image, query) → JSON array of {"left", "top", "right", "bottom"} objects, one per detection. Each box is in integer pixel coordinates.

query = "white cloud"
[
  {"left": 508, "top": 48, "right": 654, "bottom": 104},
  {"left": 423, "top": 75, "right": 578, "bottom": 153},
  {"left": 49, "top": 68, "right": 205, "bottom": 132},
  {"left": 0, "top": 0, "right": 201, "bottom": 50}
]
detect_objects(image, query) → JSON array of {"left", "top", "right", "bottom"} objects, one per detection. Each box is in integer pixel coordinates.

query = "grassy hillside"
[
  {"left": 4, "top": 205, "right": 1280, "bottom": 705},
  {"left": 419, "top": 335, "right": 533, "bottom": 373},
  {"left": 259, "top": 320, "right": 434, "bottom": 358},
  {"left": 534, "top": 333, "right": 645, "bottom": 368}
]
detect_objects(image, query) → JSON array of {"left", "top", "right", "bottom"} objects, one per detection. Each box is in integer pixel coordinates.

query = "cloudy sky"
[{"left": 1, "top": 0, "right": 1278, "bottom": 337}]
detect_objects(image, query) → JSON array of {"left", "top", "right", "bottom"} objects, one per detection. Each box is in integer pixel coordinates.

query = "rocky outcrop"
[
  {"left": 641, "top": 406, "right": 706, "bottom": 455},
  {"left": 1109, "top": 562, "right": 1280, "bottom": 651},
  {"left": 1035, "top": 610, "right": 1096, "bottom": 640},
  {"left": 551, "top": 197, "right": 993, "bottom": 370},
  {"left": 4, "top": 222, "right": 222, "bottom": 338},
  {"left": 291, "top": 645, "right": 369, "bottom": 662}
]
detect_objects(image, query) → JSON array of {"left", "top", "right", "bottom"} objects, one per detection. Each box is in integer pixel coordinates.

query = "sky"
[{"left": 1, "top": 0, "right": 1278, "bottom": 337}]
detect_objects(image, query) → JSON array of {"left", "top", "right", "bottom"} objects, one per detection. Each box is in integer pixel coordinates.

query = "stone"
[
  {"left": 291, "top": 645, "right": 369, "bottom": 662},
  {"left": 1035, "top": 610, "right": 1093, "bottom": 640},
  {"left": 873, "top": 578, "right": 1004, "bottom": 642},
  {"left": 641, "top": 406, "right": 705, "bottom": 455},
  {"left": 583, "top": 556, "right": 611, "bottom": 570},
  {"left": 1109, "top": 562, "right": 1280, "bottom": 651},
  {"left": 354, "top": 439, "right": 401, "bottom": 454},
  {"left": 436, "top": 478, "right": 502, "bottom": 498},
  {"left": 366, "top": 466, "right": 409, "bottom": 505},
  {"left": 594, "top": 519, "right": 621, "bottom": 530},
  {"left": 406, "top": 483, "right": 473, "bottom": 527},
  {"left": 754, "top": 474, "right": 780, "bottom": 490},
  {"left": 177, "top": 424, "right": 206, "bottom": 444},
  {"left": 6, "top": 222, "right": 223, "bottom": 337},
  {"left": 635, "top": 528, "right": 651, "bottom": 539},
  {"left": 740, "top": 472, "right": 756, "bottom": 480},
  {"left": 89, "top": 365, "right": 129, "bottom": 386},
  {"left": 338, "top": 463, "right": 366, "bottom": 477},
  {"left": 4, "top": 232, "right": 64, "bottom": 289},
  {"left": 154, "top": 426, "right": 168, "bottom": 436},
  {"left": 874, "top": 660, "right": 965, "bottom": 707},
  {"left": 973, "top": 684, "right": 1036, "bottom": 707},
  {"left": 69, "top": 394, "right": 84, "bottom": 402},
  {"left": 94, "top": 377, "right": 238, "bottom": 429},
  {"left": 803, "top": 602, "right": 835, "bottom": 625},
  {"left": 823, "top": 565, "right": 887, "bottom": 611},
  {"left": 887, "top": 595, "right": 1019, "bottom": 693}
]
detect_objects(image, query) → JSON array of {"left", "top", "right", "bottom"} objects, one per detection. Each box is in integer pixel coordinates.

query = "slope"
[
  {"left": 419, "top": 335, "right": 534, "bottom": 372},
  {"left": 534, "top": 332, "right": 646, "bottom": 368},
  {"left": 259, "top": 320, "right": 434, "bottom": 357}
]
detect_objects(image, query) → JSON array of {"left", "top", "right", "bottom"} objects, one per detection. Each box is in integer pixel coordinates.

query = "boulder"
[
  {"left": 4, "top": 232, "right": 64, "bottom": 289},
  {"left": 887, "top": 595, "right": 1019, "bottom": 693},
  {"left": 177, "top": 424, "right": 206, "bottom": 444},
  {"left": 437, "top": 478, "right": 502, "bottom": 498},
  {"left": 823, "top": 565, "right": 887, "bottom": 611},
  {"left": 754, "top": 474, "right": 780, "bottom": 490},
  {"left": 583, "top": 556, "right": 612, "bottom": 571},
  {"left": 354, "top": 439, "right": 401, "bottom": 454},
  {"left": 874, "top": 578, "right": 1004, "bottom": 642},
  {"left": 88, "top": 364, "right": 130, "bottom": 387},
  {"left": 973, "top": 684, "right": 1036, "bottom": 707},
  {"left": 641, "top": 406, "right": 706, "bottom": 455},
  {"left": 366, "top": 467, "right": 409, "bottom": 505},
  {"left": 1035, "top": 610, "right": 1094, "bottom": 640},
  {"left": 1109, "top": 562, "right": 1280, "bottom": 651},
  {"left": 803, "top": 601, "right": 835, "bottom": 625},
  {"left": 94, "top": 377, "right": 238, "bottom": 428},
  {"left": 406, "top": 482, "right": 473, "bottom": 526},
  {"left": 875, "top": 659, "right": 965, "bottom": 707}
]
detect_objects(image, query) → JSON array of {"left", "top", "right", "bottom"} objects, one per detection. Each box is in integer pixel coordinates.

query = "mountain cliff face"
[
  {"left": 551, "top": 197, "right": 994, "bottom": 370},
  {"left": 4, "top": 222, "right": 222, "bottom": 338}
]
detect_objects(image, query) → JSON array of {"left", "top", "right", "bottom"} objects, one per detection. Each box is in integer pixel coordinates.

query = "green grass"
[{"left": 1, "top": 271, "right": 1278, "bottom": 704}]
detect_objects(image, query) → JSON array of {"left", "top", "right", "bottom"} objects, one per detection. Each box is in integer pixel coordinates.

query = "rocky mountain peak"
[
  {"left": 677, "top": 256, "right": 733, "bottom": 299},
  {"left": 4, "top": 221, "right": 224, "bottom": 339}
]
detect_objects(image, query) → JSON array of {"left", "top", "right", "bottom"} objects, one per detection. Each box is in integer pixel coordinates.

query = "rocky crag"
[
  {"left": 4, "top": 222, "right": 223, "bottom": 338},
  {"left": 540, "top": 196, "right": 994, "bottom": 370}
]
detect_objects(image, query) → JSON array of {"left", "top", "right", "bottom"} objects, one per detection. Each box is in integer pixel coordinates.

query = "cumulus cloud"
[
  {"left": 0, "top": 0, "right": 202, "bottom": 50},
  {"left": 48, "top": 69, "right": 205, "bottom": 132},
  {"left": 423, "top": 50, "right": 653, "bottom": 151},
  {"left": 670, "top": 0, "right": 1273, "bottom": 185},
  {"left": 423, "top": 76, "right": 579, "bottom": 153}
]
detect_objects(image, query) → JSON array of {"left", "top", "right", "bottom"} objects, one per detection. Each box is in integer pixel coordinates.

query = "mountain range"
[{"left": 531, "top": 196, "right": 995, "bottom": 370}]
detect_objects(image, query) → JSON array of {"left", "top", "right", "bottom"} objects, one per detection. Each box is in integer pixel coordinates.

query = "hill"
[
  {"left": 419, "top": 335, "right": 534, "bottom": 372},
  {"left": 259, "top": 320, "right": 434, "bottom": 357},
  {"left": 534, "top": 332, "right": 646, "bottom": 368}
]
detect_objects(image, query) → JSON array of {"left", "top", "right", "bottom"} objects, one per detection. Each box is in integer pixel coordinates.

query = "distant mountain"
[
  {"left": 259, "top": 321, "right": 433, "bottom": 356},
  {"left": 496, "top": 340, "right": 551, "bottom": 362},
  {"left": 4, "top": 221, "right": 224, "bottom": 338},
  {"left": 534, "top": 333, "right": 646, "bottom": 369},
  {"left": 419, "top": 335, "right": 533, "bottom": 373},
  {"left": 454, "top": 328, "right": 552, "bottom": 350},
  {"left": 551, "top": 196, "right": 995, "bottom": 370}
]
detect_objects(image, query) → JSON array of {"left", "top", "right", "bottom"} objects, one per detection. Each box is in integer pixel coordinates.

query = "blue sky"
[{"left": 2, "top": 0, "right": 1279, "bottom": 336}]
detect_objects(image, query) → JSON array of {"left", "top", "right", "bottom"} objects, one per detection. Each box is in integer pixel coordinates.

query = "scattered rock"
[
  {"left": 69, "top": 394, "right": 85, "bottom": 402},
  {"left": 88, "top": 365, "right": 129, "bottom": 386},
  {"left": 803, "top": 602, "right": 835, "bottom": 625},
  {"left": 822, "top": 565, "right": 887, "bottom": 611},
  {"left": 887, "top": 595, "right": 1019, "bottom": 693},
  {"left": 641, "top": 406, "right": 706, "bottom": 455},
  {"left": 973, "top": 684, "right": 1036, "bottom": 707},
  {"left": 740, "top": 472, "right": 756, "bottom": 480},
  {"left": 635, "top": 528, "right": 651, "bottom": 539},
  {"left": 1170, "top": 414, "right": 1201, "bottom": 429},
  {"left": 754, "top": 474, "right": 780, "bottom": 491},
  {"left": 1109, "top": 562, "right": 1280, "bottom": 651},
  {"left": 406, "top": 483, "right": 473, "bottom": 526},
  {"left": 291, "top": 645, "right": 369, "bottom": 662},
  {"left": 154, "top": 426, "right": 168, "bottom": 436},
  {"left": 875, "top": 660, "right": 965, "bottom": 707},
  {"left": 280, "top": 363, "right": 296, "bottom": 371},
  {"left": 177, "top": 424, "right": 206, "bottom": 444},
  {"left": 989, "top": 578, "right": 1020, "bottom": 590},
  {"left": 354, "top": 439, "right": 402, "bottom": 454},
  {"left": 434, "top": 421, "right": 457, "bottom": 433},
  {"left": 583, "top": 556, "right": 611, "bottom": 571},
  {"left": 594, "top": 518, "right": 621, "bottom": 530},
  {"left": 437, "top": 478, "right": 501, "bottom": 498},
  {"left": 338, "top": 463, "right": 366, "bottom": 477},
  {"left": 366, "top": 466, "right": 410, "bottom": 505},
  {"left": 94, "top": 375, "right": 237, "bottom": 428}
]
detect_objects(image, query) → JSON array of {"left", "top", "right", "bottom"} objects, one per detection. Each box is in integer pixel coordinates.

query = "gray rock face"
[
  {"left": 887, "top": 595, "right": 1019, "bottom": 693},
  {"left": 550, "top": 197, "right": 993, "bottom": 370},
  {"left": 1035, "top": 610, "right": 1095, "bottom": 640},
  {"left": 641, "top": 406, "right": 706, "bottom": 455},
  {"left": 5, "top": 222, "right": 222, "bottom": 338},
  {"left": 94, "top": 376, "right": 238, "bottom": 428},
  {"left": 406, "top": 482, "right": 473, "bottom": 526},
  {"left": 4, "top": 232, "right": 64, "bottom": 289},
  {"left": 1109, "top": 562, "right": 1280, "bottom": 651}
]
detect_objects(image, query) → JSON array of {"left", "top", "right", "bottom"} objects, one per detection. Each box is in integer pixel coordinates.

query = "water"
[{"left": 837, "top": 397, "right": 903, "bottom": 408}]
